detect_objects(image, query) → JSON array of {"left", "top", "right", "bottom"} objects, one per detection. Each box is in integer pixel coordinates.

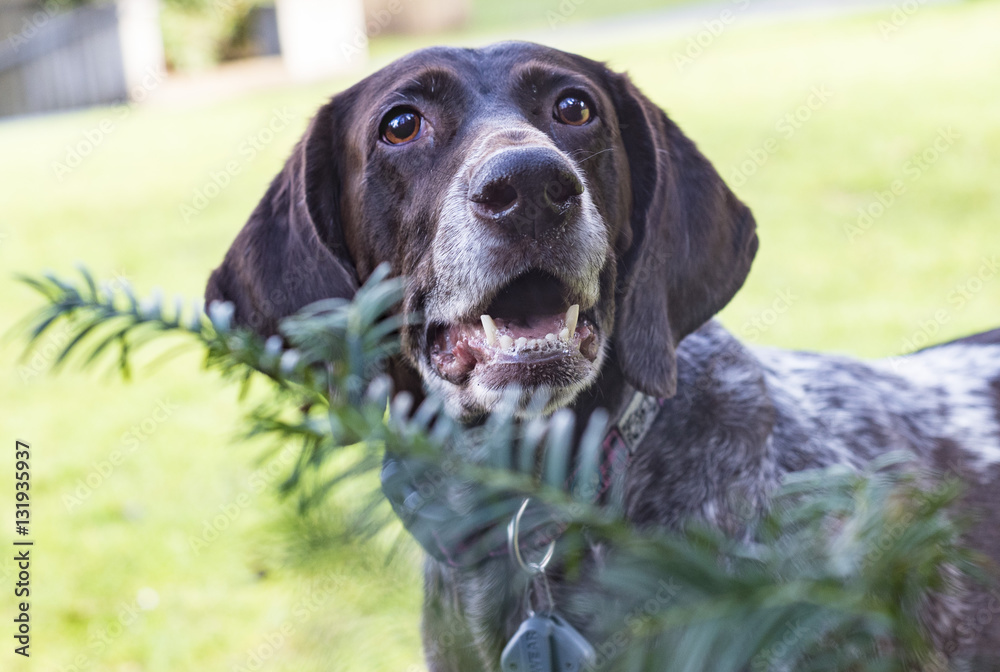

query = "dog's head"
[{"left": 206, "top": 42, "right": 758, "bottom": 420}]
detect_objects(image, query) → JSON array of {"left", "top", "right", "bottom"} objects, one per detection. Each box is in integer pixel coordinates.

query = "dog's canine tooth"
[
  {"left": 499, "top": 335, "right": 514, "bottom": 350},
  {"left": 559, "top": 327, "right": 570, "bottom": 341},
  {"left": 565, "top": 304, "right": 579, "bottom": 336},
  {"left": 481, "top": 314, "right": 498, "bottom": 346}
]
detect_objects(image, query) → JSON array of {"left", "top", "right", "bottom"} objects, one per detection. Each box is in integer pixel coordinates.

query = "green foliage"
[
  {"left": 18, "top": 266, "right": 982, "bottom": 671},
  {"left": 160, "top": 0, "right": 265, "bottom": 71}
]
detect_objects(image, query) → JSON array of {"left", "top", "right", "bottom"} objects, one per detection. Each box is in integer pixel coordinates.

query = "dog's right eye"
[{"left": 381, "top": 107, "right": 422, "bottom": 145}]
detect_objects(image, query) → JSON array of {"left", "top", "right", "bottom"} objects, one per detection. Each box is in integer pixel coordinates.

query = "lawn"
[
  {"left": 1, "top": 1, "right": 999, "bottom": 670},
  {"left": 466, "top": 0, "right": 693, "bottom": 32}
]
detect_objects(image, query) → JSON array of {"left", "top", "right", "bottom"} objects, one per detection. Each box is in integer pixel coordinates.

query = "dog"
[{"left": 205, "top": 41, "right": 1000, "bottom": 669}]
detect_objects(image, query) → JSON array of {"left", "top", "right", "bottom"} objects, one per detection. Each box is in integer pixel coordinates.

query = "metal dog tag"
[
  {"left": 501, "top": 614, "right": 555, "bottom": 672},
  {"left": 501, "top": 613, "right": 596, "bottom": 672},
  {"left": 549, "top": 614, "right": 596, "bottom": 672},
  {"left": 502, "top": 502, "right": 595, "bottom": 672}
]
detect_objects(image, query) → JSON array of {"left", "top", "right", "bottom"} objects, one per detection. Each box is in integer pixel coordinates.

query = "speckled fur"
[
  {"left": 424, "top": 322, "right": 1000, "bottom": 671},
  {"left": 201, "top": 41, "right": 1000, "bottom": 671}
]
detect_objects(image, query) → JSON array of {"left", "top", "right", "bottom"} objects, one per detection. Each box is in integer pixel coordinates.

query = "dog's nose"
[{"left": 469, "top": 147, "right": 584, "bottom": 238}]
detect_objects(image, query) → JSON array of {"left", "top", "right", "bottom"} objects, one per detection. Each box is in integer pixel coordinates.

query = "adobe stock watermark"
[
  {"left": 943, "top": 590, "right": 1000, "bottom": 662},
  {"left": 877, "top": 0, "right": 932, "bottom": 39},
  {"left": 546, "top": 0, "right": 588, "bottom": 29},
  {"left": 178, "top": 107, "right": 297, "bottom": 223},
  {"left": 187, "top": 443, "right": 298, "bottom": 554},
  {"left": 18, "top": 269, "right": 131, "bottom": 383},
  {"left": 62, "top": 399, "right": 178, "bottom": 512},
  {"left": 728, "top": 85, "right": 834, "bottom": 188},
  {"left": 231, "top": 256, "right": 327, "bottom": 332},
  {"left": 842, "top": 126, "right": 959, "bottom": 243},
  {"left": 212, "top": 0, "right": 253, "bottom": 15},
  {"left": 674, "top": 0, "right": 752, "bottom": 72},
  {"left": 51, "top": 67, "right": 167, "bottom": 181},
  {"left": 589, "top": 579, "right": 680, "bottom": 669},
  {"left": 340, "top": 0, "right": 407, "bottom": 63},
  {"left": 230, "top": 570, "right": 347, "bottom": 672},
  {"left": 2, "top": 0, "right": 72, "bottom": 53},
  {"left": 863, "top": 475, "right": 957, "bottom": 566},
  {"left": 886, "top": 255, "right": 998, "bottom": 369},
  {"left": 750, "top": 619, "right": 810, "bottom": 671},
  {"left": 740, "top": 288, "right": 798, "bottom": 342},
  {"left": 58, "top": 588, "right": 159, "bottom": 672}
]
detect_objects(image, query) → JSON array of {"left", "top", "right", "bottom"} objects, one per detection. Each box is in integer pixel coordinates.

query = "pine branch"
[{"left": 16, "top": 265, "right": 981, "bottom": 671}]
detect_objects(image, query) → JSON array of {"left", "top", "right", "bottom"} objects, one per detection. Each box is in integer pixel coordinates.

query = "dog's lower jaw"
[{"left": 415, "top": 341, "right": 608, "bottom": 421}]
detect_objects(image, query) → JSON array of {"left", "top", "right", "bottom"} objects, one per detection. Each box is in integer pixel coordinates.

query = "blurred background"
[{"left": 1, "top": 0, "right": 998, "bottom": 670}]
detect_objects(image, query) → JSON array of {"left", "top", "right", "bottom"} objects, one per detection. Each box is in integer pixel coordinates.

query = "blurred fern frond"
[{"left": 18, "top": 265, "right": 982, "bottom": 671}]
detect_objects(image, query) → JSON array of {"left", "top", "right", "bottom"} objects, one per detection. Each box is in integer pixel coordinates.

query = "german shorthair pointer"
[{"left": 205, "top": 42, "right": 1000, "bottom": 670}]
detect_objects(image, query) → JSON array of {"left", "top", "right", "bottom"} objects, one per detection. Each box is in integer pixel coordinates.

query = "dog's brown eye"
[
  {"left": 555, "top": 95, "right": 591, "bottom": 126},
  {"left": 381, "top": 108, "right": 422, "bottom": 145}
]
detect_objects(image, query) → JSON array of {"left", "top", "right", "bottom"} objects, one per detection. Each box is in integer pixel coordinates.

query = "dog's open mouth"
[{"left": 428, "top": 270, "right": 601, "bottom": 386}]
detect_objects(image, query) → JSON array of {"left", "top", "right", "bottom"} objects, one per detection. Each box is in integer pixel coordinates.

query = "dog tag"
[
  {"left": 549, "top": 614, "right": 596, "bottom": 672},
  {"left": 501, "top": 614, "right": 555, "bottom": 672}
]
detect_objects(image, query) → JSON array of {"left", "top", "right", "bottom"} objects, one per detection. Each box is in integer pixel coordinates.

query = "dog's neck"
[
  {"left": 382, "top": 350, "right": 656, "bottom": 570},
  {"left": 569, "top": 350, "right": 636, "bottom": 429}
]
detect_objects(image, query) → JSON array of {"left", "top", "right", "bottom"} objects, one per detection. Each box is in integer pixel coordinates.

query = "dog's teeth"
[
  {"left": 565, "top": 304, "right": 579, "bottom": 336},
  {"left": 480, "top": 314, "right": 498, "bottom": 346},
  {"left": 559, "top": 327, "right": 570, "bottom": 341},
  {"left": 545, "top": 333, "right": 557, "bottom": 342},
  {"left": 515, "top": 337, "right": 527, "bottom": 350},
  {"left": 499, "top": 335, "right": 514, "bottom": 350}
]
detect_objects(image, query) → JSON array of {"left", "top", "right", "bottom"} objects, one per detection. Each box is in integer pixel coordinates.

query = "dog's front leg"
[{"left": 422, "top": 560, "right": 492, "bottom": 672}]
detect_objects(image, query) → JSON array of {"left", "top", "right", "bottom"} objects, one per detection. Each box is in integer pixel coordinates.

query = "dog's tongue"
[
  {"left": 432, "top": 305, "right": 597, "bottom": 382},
  {"left": 452, "top": 341, "right": 479, "bottom": 371}
]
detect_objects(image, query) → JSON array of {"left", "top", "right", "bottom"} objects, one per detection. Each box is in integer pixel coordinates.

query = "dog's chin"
[
  {"left": 428, "top": 321, "right": 605, "bottom": 420},
  {"left": 421, "top": 341, "right": 606, "bottom": 421}
]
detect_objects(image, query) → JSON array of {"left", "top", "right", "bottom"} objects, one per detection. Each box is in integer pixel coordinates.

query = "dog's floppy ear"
[
  {"left": 610, "top": 74, "right": 758, "bottom": 398},
  {"left": 205, "top": 98, "right": 358, "bottom": 335}
]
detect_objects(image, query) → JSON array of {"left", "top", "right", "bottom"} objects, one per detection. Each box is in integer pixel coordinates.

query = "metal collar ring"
[{"left": 507, "top": 498, "right": 555, "bottom": 576}]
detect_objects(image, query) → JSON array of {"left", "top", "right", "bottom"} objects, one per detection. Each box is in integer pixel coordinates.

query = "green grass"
[
  {"left": 467, "top": 0, "right": 692, "bottom": 32},
  {"left": 2, "top": 1, "right": 999, "bottom": 670}
]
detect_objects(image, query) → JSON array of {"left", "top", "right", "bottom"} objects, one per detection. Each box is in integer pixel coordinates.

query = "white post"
[
  {"left": 275, "top": 0, "right": 367, "bottom": 81},
  {"left": 116, "top": 0, "right": 167, "bottom": 101}
]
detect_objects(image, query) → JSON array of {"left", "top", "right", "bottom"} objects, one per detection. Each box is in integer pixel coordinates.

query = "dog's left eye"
[
  {"left": 381, "top": 107, "right": 422, "bottom": 145},
  {"left": 554, "top": 95, "right": 592, "bottom": 126}
]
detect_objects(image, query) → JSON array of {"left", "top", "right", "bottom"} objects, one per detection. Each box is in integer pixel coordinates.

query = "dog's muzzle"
[{"left": 422, "top": 131, "right": 611, "bottom": 417}]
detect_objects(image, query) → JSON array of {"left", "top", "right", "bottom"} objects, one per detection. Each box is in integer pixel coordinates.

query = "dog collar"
[
  {"left": 586, "top": 390, "right": 666, "bottom": 511},
  {"left": 381, "top": 389, "right": 665, "bottom": 568}
]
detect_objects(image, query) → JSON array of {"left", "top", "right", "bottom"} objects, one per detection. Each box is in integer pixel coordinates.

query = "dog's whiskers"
[{"left": 570, "top": 147, "right": 615, "bottom": 163}]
